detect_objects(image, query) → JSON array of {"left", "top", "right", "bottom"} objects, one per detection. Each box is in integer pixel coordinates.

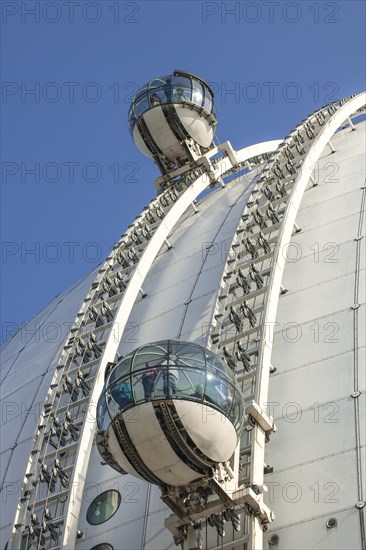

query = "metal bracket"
[
  {"left": 233, "top": 486, "right": 275, "bottom": 528},
  {"left": 246, "top": 400, "right": 276, "bottom": 435}
]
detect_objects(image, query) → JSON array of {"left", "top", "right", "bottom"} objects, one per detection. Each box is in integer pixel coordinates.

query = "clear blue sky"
[{"left": 1, "top": 0, "right": 365, "bottom": 342}]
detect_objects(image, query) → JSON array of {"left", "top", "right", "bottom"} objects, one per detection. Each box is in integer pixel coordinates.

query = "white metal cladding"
[
  {"left": 116, "top": 170, "right": 261, "bottom": 354},
  {"left": 175, "top": 105, "right": 214, "bottom": 147},
  {"left": 119, "top": 399, "right": 237, "bottom": 480},
  {"left": 140, "top": 107, "right": 183, "bottom": 159},
  {"left": 0, "top": 268, "right": 98, "bottom": 540},
  {"left": 174, "top": 401, "right": 238, "bottom": 462},
  {"left": 132, "top": 103, "right": 215, "bottom": 161},
  {"left": 263, "top": 120, "right": 366, "bottom": 549},
  {"left": 199, "top": 93, "right": 365, "bottom": 549},
  {"left": 250, "top": 93, "right": 366, "bottom": 549}
]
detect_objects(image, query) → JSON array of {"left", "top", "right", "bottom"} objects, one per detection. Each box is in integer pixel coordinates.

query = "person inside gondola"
[
  {"left": 111, "top": 378, "right": 132, "bottom": 409},
  {"left": 173, "top": 87, "right": 186, "bottom": 102},
  {"left": 142, "top": 362, "right": 157, "bottom": 399},
  {"left": 150, "top": 93, "right": 161, "bottom": 107}
]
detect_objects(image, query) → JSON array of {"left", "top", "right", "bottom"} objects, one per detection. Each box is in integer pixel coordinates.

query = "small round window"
[
  {"left": 86, "top": 490, "right": 121, "bottom": 525},
  {"left": 90, "top": 545, "right": 114, "bottom": 550}
]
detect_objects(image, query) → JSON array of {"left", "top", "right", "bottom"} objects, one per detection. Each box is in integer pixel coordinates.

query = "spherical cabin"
[
  {"left": 96, "top": 340, "right": 244, "bottom": 488},
  {"left": 128, "top": 71, "right": 218, "bottom": 171}
]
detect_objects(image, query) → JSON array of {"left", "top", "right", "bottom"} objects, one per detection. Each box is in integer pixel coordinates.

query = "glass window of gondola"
[
  {"left": 132, "top": 374, "right": 145, "bottom": 404},
  {"left": 180, "top": 369, "right": 206, "bottom": 400},
  {"left": 109, "top": 377, "right": 133, "bottom": 411},
  {"left": 169, "top": 341, "right": 205, "bottom": 369},
  {"left": 97, "top": 391, "right": 108, "bottom": 430},
  {"left": 132, "top": 346, "right": 162, "bottom": 371},
  {"left": 205, "top": 350, "right": 232, "bottom": 381},
  {"left": 107, "top": 355, "right": 133, "bottom": 386},
  {"left": 148, "top": 88, "right": 166, "bottom": 107},
  {"left": 134, "top": 93, "right": 150, "bottom": 118},
  {"left": 133, "top": 342, "right": 168, "bottom": 370},
  {"left": 148, "top": 76, "right": 171, "bottom": 103},
  {"left": 221, "top": 382, "right": 234, "bottom": 414},
  {"left": 104, "top": 386, "right": 121, "bottom": 418},
  {"left": 203, "top": 371, "right": 222, "bottom": 407},
  {"left": 192, "top": 79, "right": 204, "bottom": 106},
  {"left": 137, "top": 82, "right": 149, "bottom": 95},
  {"left": 149, "top": 77, "right": 168, "bottom": 90},
  {"left": 230, "top": 389, "right": 244, "bottom": 430},
  {"left": 203, "top": 87, "right": 213, "bottom": 112},
  {"left": 97, "top": 340, "right": 244, "bottom": 433},
  {"left": 171, "top": 75, "right": 192, "bottom": 102}
]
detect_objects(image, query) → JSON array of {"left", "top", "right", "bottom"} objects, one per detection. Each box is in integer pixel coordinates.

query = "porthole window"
[
  {"left": 86, "top": 490, "right": 121, "bottom": 525},
  {"left": 90, "top": 545, "right": 114, "bottom": 550}
]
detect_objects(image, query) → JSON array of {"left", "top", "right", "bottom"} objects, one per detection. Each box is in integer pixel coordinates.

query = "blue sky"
[{"left": 1, "top": 0, "right": 365, "bottom": 342}]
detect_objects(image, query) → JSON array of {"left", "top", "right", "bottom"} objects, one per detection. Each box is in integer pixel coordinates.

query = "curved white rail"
[{"left": 250, "top": 92, "right": 366, "bottom": 549}]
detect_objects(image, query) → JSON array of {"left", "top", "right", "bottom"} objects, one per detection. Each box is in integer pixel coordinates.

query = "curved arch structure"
[{"left": 252, "top": 94, "right": 366, "bottom": 547}]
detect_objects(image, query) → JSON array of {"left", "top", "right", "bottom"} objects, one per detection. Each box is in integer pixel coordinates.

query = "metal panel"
[
  {"left": 1, "top": 346, "right": 60, "bottom": 398},
  {"left": 174, "top": 401, "right": 237, "bottom": 462},
  {"left": 0, "top": 268, "right": 97, "bottom": 376},
  {"left": 272, "top": 307, "right": 360, "bottom": 372},
  {"left": 1, "top": 439, "right": 36, "bottom": 527},
  {"left": 269, "top": 350, "right": 354, "bottom": 407},
  {"left": 123, "top": 304, "right": 186, "bottom": 353},
  {"left": 264, "top": 449, "right": 359, "bottom": 526},
  {"left": 264, "top": 507, "right": 362, "bottom": 549},
  {"left": 81, "top": 516, "right": 146, "bottom": 550},
  {"left": 265, "top": 398, "right": 358, "bottom": 472},
  {"left": 178, "top": 292, "right": 219, "bottom": 339},
  {"left": 296, "top": 187, "right": 362, "bottom": 230},
  {"left": 143, "top": 508, "right": 177, "bottom": 550},
  {"left": 123, "top": 403, "right": 199, "bottom": 486},
  {"left": 281, "top": 239, "right": 365, "bottom": 294},
  {"left": 300, "top": 167, "right": 365, "bottom": 208},
  {"left": 0, "top": 378, "right": 42, "bottom": 450},
  {"left": 275, "top": 272, "right": 358, "bottom": 327}
]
